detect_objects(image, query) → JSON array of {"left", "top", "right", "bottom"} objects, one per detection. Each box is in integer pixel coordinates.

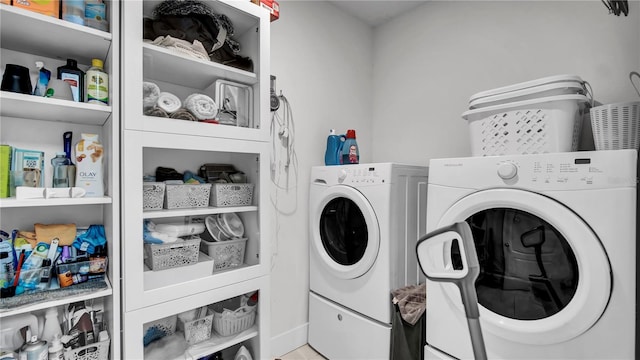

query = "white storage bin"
[
  {"left": 143, "top": 182, "right": 165, "bottom": 211},
  {"left": 468, "top": 74, "right": 585, "bottom": 105},
  {"left": 469, "top": 81, "right": 587, "bottom": 109},
  {"left": 210, "top": 183, "right": 254, "bottom": 207},
  {"left": 164, "top": 183, "right": 212, "bottom": 209},
  {"left": 590, "top": 101, "right": 640, "bottom": 150},
  {"left": 462, "top": 94, "right": 590, "bottom": 156}
]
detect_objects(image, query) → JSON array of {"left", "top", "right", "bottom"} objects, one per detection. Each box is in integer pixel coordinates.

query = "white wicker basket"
[
  {"left": 462, "top": 94, "right": 590, "bottom": 156},
  {"left": 64, "top": 339, "right": 110, "bottom": 360},
  {"left": 144, "top": 236, "right": 201, "bottom": 271},
  {"left": 177, "top": 313, "right": 214, "bottom": 345},
  {"left": 590, "top": 101, "right": 640, "bottom": 150},
  {"left": 210, "top": 183, "right": 254, "bottom": 207},
  {"left": 211, "top": 304, "right": 256, "bottom": 337},
  {"left": 143, "top": 182, "right": 165, "bottom": 211},
  {"left": 199, "top": 237, "right": 247, "bottom": 271},
  {"left": 165, "top": 183, "right": 212, "bottom": 209}
]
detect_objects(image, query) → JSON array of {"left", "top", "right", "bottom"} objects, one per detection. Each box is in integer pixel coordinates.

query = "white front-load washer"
[
  {"left": 308, "top": 163, "right": 428, "bottom": 360},
  {"left": 423, "top": 150, "right": 638, "bottom": 360}
]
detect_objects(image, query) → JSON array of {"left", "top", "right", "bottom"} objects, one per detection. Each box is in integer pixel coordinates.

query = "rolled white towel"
[
  {"left": 184, "top": 93, "right": 218, "bottom": 120},
  {"left": 156, "top": 92, "right": 182, "bottom": 114},
  {"left": 143, "top": 82, "right": 161, "bottom": 109}
]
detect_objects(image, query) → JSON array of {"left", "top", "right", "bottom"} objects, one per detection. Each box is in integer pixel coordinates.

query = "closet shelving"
[
  {"left": 121, "top": 0, "right": 270, "bottom": 358},
  {"left": 0, "top": 1, "right": 120, "bottom": 358}
]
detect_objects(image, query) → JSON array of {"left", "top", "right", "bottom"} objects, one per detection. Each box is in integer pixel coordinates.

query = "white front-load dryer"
[
  {"left": 308, "top": 163, "right": 428, "bottom": 360},
  {"left": 423, "top": 150, "right": 638, "bottom": 360}
]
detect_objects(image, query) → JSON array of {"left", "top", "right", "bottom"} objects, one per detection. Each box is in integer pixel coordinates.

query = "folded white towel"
[
  {"left": 152, "top": 35, "right": 210, "bottom": 61},
  {"left": 143, "top": 82, "right": 161, "bottom": 109},
  {"left": 184, "top": 93, "right": 218, "bottom": 120},
  {"left": 157, "top": 92, "right": 182, "bottom": 114}
]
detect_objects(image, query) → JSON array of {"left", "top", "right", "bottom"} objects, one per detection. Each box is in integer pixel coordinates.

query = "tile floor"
[{"left": 276, "top": 344, "right": 327, "bottom": 360}]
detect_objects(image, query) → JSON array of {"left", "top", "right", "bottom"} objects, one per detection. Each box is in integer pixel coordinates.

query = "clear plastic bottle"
[
  {"left": 341, "top": 129, "right": 359, "bottom": 165},
  {"left": 86, "top": 59, "right": 109, "bottom": 105},
  {"left": 41, "top": 307, "right": 63, "bottom": 344},
  {"left": 47, "top": 334, "right": 64, "bottom": 360},
  {"left": 51, "top": 152, "right": 71, "bottom": 188}
]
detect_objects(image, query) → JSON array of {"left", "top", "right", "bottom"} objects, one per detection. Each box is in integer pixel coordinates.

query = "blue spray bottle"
[
  {"left": 33, "top": 61, "right": 51, "bottom": 97},
  {"left": 324, "top": 129, "right": 343, "bottom": 166}
]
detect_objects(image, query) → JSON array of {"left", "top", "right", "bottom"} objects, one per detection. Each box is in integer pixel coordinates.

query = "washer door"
[
  {"left": 437, "top": 189, "right": 611, "bottom": 345},
  {"left": 311, "top": 185, "right": 380, "bottom": 280}
]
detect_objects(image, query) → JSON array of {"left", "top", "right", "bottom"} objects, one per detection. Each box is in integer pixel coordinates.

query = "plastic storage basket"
[
  {"left": 144, "top": 236, "right": 201, "bottom": 271},
  {"left": 64, "top": 339, "right": 110, "bottom": 360},
  {"left": 177, "top": 312, "right": 214, "bottom": 345},
  {"left": 164, "top": 183, "right": 212, "bottom": 209},
  {"left": 143, "top": 315, "right": 177, "bottom": 346},
  {"left": 462, "top": 94, "right": 590, "bottom": 156},
  {"left": 210, "top": 183, "right": 254, "bottom": 207},
  {"left": 590, "top": 101, "right": 640, "bottom": 150},
  {"left": 143, "top": 182, "right": 165, "bottom": 211},
  {"left": 210, "top": 301, "right": 256, "bottom": 337},
  {"left": 199, "top": 237, "right": 247, "bottom": 271}
]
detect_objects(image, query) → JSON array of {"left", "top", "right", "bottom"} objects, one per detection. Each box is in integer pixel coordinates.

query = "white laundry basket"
[
  {"left": 462, "top": 94, "right": 590, "bottom": 156},
  {"left": 590, "top": 101, "right": 640, "bottom": 150}
]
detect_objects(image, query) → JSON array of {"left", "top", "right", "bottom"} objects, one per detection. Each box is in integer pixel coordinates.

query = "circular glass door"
[
  {"left": 437, "top": 189, "right": 611, "bottom": 345},
  {"left": 311, "top": 185, "right": 380, "bottom": 279}
]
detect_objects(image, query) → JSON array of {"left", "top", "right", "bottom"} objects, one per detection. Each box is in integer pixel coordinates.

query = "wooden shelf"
[
  {"left": 0, "top": 4, "right": 112, "bottom": 64},
  {"left": 143, "top": 44, "right": 257, "bottom": 89},
  {"left": 0, "top": 91, "right": 112, "bottom": 125}
]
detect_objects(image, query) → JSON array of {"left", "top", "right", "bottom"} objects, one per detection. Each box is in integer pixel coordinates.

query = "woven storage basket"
[
  {"left": 590, "top": 101, "right": 640, "bottom": 150},
  {"left": 144, "top": 236, "right": 201, "bottom": 271},
  {"left": 199, "top": 237, "right": 247, "bottom": 271},
  {"left": 210, "top": 183, "right": 254, "bottom": 207},
  {"left": 177, "top": 313, "right": 214, "bottom": 345},
  {"left": 143, "top": 182, "right": 165, "bottom": 211},
  {"left": 64, "top": 339, "right": 110, "bottom": 360},
  {"left": 210, "top": 304, "right": 256, "bottom": 337},
  {"left": 164, "top": 183, "right": 212, "bottom": 209},
  {"left": 462, "top": 94, "right": 590, "bottom": 156},
  {"left": 143, "top": 315, "right": 177, "bottom": 346}
]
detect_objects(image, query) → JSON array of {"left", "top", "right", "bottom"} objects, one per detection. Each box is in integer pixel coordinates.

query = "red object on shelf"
[{"left": 251, "top": 0, "right": 279, "bottom": 22}]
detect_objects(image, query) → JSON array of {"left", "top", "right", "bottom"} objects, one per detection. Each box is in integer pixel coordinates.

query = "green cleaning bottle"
[{"left": 86, "top": 58, "right": 109, "bottom": 105}]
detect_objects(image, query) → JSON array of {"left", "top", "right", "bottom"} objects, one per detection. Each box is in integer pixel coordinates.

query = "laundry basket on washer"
[{"left": 590, "top": 101, "right": 640, "bottom": 150}]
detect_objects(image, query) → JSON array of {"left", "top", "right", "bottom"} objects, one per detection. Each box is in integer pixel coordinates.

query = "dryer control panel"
[
  {"left": 338, "top": 166, "right": 388, "bottom": 185},
  {"left": 429, "top": 150, "right": 637, "bottom": 191}
]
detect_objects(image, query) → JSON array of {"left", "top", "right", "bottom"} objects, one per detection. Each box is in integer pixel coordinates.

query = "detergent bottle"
[
  {"left": 341, "top": 129, "right": 359, "bottom": 165},
  {"left": 324, "top": 129, "right": 343, "bottom": 166}
]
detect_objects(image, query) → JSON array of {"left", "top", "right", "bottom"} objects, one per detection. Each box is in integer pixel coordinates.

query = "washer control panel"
[{"left": 337, "top": 166, "right": 388, "bottom": 185}]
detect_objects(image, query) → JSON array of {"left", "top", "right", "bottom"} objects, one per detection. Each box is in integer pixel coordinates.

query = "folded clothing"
[
  {"left": 184, "top": 93, "right": 218, "bottom": 120},
  {"left": 143, "top": 81, "right": 161, "bottom": 109},
  {"left": 157, "top": 92, "right": 182, "bottom": 114},
  {"left": 151, "top": 35, "right": 210, "bottom": 61},
  {"left": 73, "top": 224, "right": 106, "bottom": 254},
  {"left": 170, "top": 108, "right": 198, "bottom": 121}
]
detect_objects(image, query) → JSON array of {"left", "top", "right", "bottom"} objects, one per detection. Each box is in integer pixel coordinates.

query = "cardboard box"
[
  {"left": 12, "top": 0, "right": 59, "bottom": 18},
  {"left": 251, "top": 0, "right": 279, "bottom": 22}
]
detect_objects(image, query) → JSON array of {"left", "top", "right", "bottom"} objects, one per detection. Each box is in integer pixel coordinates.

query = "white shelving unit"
[
  {"left": 121, "top": 1, "right": 270, "bottom": 359},
  {"left": 0, "top": 1, "right": 120, "bottom": 358}
]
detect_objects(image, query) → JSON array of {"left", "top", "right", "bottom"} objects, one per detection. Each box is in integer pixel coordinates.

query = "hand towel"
[
  {"left": 184, "top": 93, "right": 218, "bottom": 120},
  {"left": 144, "top": 106, "right": 170, "bottom": 118},
  {"left": 169, "top": 108, "right": 198, "bottom": 121},
  {"left": 151, "top": 35, "right": 210, "bottom": 61},
  {"left": 157, "top": 92, "right": 182, "bottom": 114},
  {"left": 73, "top": 224, "right": 106, "bottom": 254},
  {"left": 143, "top": 81, "right": 161, "bottom": 109}
]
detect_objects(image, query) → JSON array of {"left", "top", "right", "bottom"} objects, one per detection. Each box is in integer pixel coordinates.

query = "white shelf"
[
  {"left": 143, "top": 44, "right": 257, "bottom": 89},
  {"left": 0, "top": 4, "right": 112, "bottom": 64},
  {"left": 129, "top": 115, "right": 265, "bottom": 142},
  {"left": 0, "top": 278, "right": 112, "bottom": 319},
  {"left": 184, "top": 325, "right": 258, "bottom": 360},
  {"left": 143, "top": 205, "right": 258, "bottom": 219},
  {"left": 0, "top": 196, "right": 112, "bottom": 208},
  {"left": 0, "top": 91, "right": 113, "bottom": 125}
]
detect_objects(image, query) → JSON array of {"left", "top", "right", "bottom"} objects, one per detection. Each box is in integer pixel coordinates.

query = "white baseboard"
[{"left": 271, "top": 322, "right": 309, "bottom": 358}]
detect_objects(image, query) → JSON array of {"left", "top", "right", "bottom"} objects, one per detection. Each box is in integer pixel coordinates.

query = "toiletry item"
[
  {"left": 0, "top": 145, "right": 11, "bottom": 198},
  {"left": 21, "top": 243, "right": 49, "bottom": 271},
  {"left": 51, "top": 153, "right": 71, "bottom": 188},
  {"left": 38, "top": 259, "right": 52, "bottom": 290},
  {"left": 74, "top": 133, "right": 103, "bottom": 197},
  {"left": 85, "top": 0, "right": 108, "bottom": 31},
  {"left": 47, "top": 334, "right": 64, "bottom": 360},
  {"left": 19, "top": 335, "right": 47, "bottom": 360},
  {"left": 1, "top": 64, "right": 32, "bottom": 94},
  {"left": 71, "top": 311, "right": 94, "bottom": 346},
  {"left": 33, "top": 62, "right": 51, "bottom": 97},
  {"left": 57, "top": 268, "right": 73, "bottom": 288},
  {"left": 85, "top": 59, "right": 108, "bottom": 105},
  {"left": 341, "top": 129, "right": 359, "bottom": 165},
  {"left": 62, "top": 0, "right": 84, "bottom": 25},
  {"left": 324, "top": 129, "right": 343, "bottom": 166},
  {"left": 57, "top": 59, "right": 84, "bottom": 103},
  {"left": 41, "top": 308, "right": 63, "bottom": 344},
  {"left": 15, "top": 187, "right": 86, "bottom": 200},
  {"left": 11, "top": 148, "right": 45, "bottom": 187},
  {"left": 0, "top": 241, "right": 14, "bottom": 273},
  {"left": 12, "top": 0, "right": 60, "bottom": 18}
]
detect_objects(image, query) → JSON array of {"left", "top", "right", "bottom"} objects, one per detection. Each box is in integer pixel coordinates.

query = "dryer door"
[
  {"left": 311, "top": 185, "right": 380, "bottom": 280},
  {"left": 436, "top": 188, "right": 611, "bottom": 345}
]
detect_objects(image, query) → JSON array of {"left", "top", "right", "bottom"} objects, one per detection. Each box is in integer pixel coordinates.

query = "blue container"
[
  {"left": 324, "top": 129, "right": 343, "bottom": 166},
  {"left": 341, "top": 129, "right": 359, "bottom": 165}
]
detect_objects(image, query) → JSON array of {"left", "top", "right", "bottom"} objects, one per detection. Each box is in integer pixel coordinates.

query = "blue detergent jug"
[{"left": 324, "top": 129, "right": 343, "bottom": 165}]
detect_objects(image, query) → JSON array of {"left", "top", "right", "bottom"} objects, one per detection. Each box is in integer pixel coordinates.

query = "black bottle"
[{"left": 57, "top": 58, "right": 85, "bottom": 102}]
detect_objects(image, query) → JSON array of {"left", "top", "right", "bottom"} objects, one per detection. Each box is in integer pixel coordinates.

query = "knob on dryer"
[
  {"left": 497, "top": 162, "right": 518, "bottom": 180},
  {"left": 338, "top": 169, "right": 348, "bottom": 183}
]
